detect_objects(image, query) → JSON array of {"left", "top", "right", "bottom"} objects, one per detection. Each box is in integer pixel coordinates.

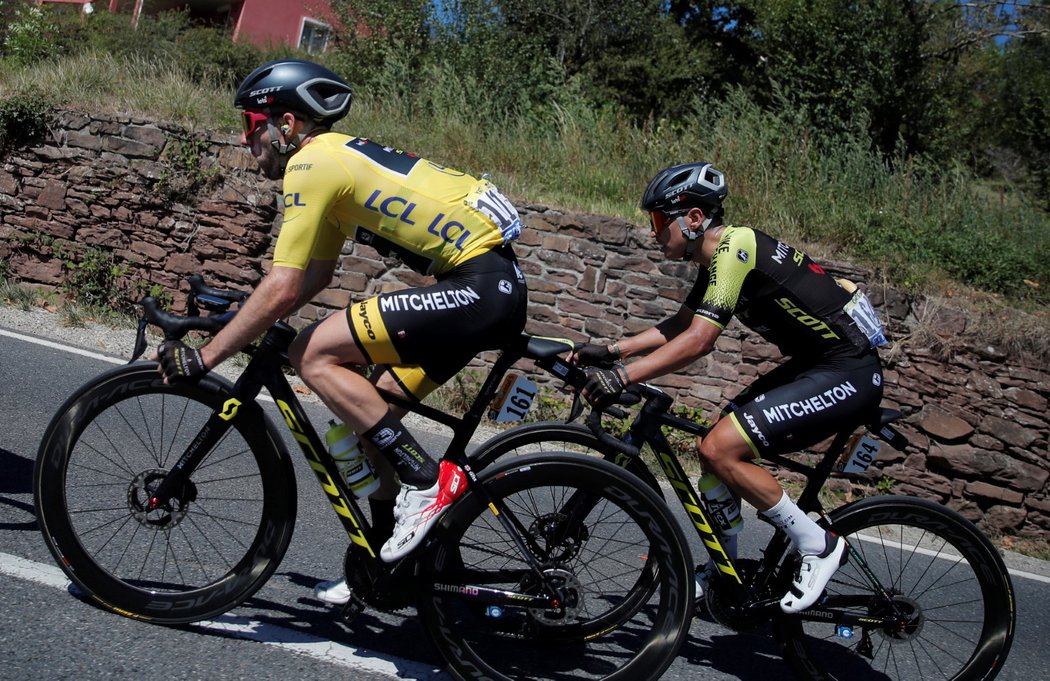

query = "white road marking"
[
  {"left": 0, "top": 327, "right": 279, "bottom": 404},
  {"left": 0, "top": 551, "right": 448, "bottom": 679},
  {"left": 0, "top": 328, "right": 125, "bottom": 365},
  {"left": 852, "top": 531, "right": 1050, "bottom": 584}
]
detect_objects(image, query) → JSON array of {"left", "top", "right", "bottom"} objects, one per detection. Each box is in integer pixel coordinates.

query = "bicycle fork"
[{"left": 144, "top": 398, "right": 241, "bottom": 515}]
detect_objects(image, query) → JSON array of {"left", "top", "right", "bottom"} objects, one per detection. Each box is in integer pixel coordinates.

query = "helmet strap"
[
  {"left": 677, "top": 216, "right": 702, "bottom": 261},
  {"left": 266, "top": 118, "right": 318, "bottom": 173},
  {"left": 678, "top": 213, "right": 719, "bottom": 261}
]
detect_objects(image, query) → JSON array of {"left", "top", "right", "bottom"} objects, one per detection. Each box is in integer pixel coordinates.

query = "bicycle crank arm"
[
  {"left": 789, "top": 605, "right": 889, "bottom": 629},
  {"left": 431, "top": 582, "right": 561, "bottom": 611}
]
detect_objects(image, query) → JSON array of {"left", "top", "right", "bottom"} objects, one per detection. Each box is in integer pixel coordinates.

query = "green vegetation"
[
  {"left": 875, "top": 475, "right": 896, "bottom": 495},
  {"left": 60, "top": 244, "right": 130, "bottom": 311},
  {"left": 1, "top": 1, "right": 1046, "bottom": 311},
  {"left": 0, "top": 276, "right": 36, "bottom": 311},
  {"left": 0, "top": 89, "right": 52, "bottom": 153},
  {"left": 0, "top": 0, "right": 1048, "bottom": 316},
  {"left": 153, "top": 134, "right": 223, "bottom": 204}
]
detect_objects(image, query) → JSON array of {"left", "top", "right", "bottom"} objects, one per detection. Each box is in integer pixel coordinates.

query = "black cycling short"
[
  {"left": 723, "top": 351, "right": 884, "bottom": 459},
  {"left": 347, "top": 246, "right": 527, "bottom": 400}
]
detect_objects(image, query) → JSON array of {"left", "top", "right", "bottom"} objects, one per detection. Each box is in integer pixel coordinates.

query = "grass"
[
  {"left": 0, "top": 278, "right": 37, "bottom": 311},
  {"left": 3, "top": 53, "right": 1047, "bottom": 308}
]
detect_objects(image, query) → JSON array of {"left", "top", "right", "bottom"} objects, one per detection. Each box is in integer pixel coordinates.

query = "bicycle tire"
[
  {"left": 471, "top": 422, "right": 668, "bottom": 623},
  {"left": 775, "top": 495, "right": 1016, "bottom": 680},
  {"left": 34, "top": 363, "right": 297, "bottom": 624},
  {"left": 418, "top": 452, "right": 694, "bottom": 681},
  {"left": 470, "top": 421, "right": 663, "bottom": 493}
]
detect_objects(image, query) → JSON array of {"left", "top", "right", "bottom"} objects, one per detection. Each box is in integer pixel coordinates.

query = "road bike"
[
  {"left": 33, "top": 276, "right": 695, "bottom": 681},
  {"left": 469, "top": 351, "right": 1017, "bottom": 680}
]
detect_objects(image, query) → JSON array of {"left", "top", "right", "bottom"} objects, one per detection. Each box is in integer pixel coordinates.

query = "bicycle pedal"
[{"left": 339, "top": 593, "right": 366, "bottom": 624}]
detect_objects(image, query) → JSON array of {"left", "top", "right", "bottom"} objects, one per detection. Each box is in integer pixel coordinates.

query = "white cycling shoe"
[
  {"left": 694, "top": 563, "right": 716, "bottom": 602},
  {"left": 313, "top": 578, "right": 352, "bottom": 605},
  {"left": 779, "top": 532, "right": 846, "bottom": 614},
  {"left": 380, "top": 461, "right": 467, "bottom": 562}
]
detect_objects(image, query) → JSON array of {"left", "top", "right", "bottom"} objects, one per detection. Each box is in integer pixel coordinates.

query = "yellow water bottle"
[
  {"left": 698, "top": 472, "right": 743, "bottom": 535},
  {"left": 325, "top": 420, "right": 380, "bottom": 499}
]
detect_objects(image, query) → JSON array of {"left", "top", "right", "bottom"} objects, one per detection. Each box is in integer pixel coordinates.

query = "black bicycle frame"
[
  {"left": 597, "top": 381, "right": 912, "bottom": 623},
  {"left": 614, "top": 391, "right": 771, "bottom": 607},
  {"left": 145, "top": 325, "right": 573, "bottom": 608},
  {"left": 143, "top": 321, "right": 379, "bottom": 557}
]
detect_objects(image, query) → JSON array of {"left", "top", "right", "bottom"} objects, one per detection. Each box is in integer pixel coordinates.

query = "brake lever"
[
  {"left": 567, "top": 391, "right": 585, "bottom": 422},
  {"left": 584, "top": 409, "right": 642, "bottom": 458},
  {"left": 128, "top": 317, "right": 149, "bottom": 364}
]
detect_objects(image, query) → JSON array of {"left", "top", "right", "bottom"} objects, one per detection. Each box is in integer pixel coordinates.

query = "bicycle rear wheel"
[
  {"left": 418, "top": 452, "right": 693, "bottom": 681},
  {"left": 470, "top": 421, "right": 663, "bottom": 492},
  {"left": 34, "top": 363, "right": 297, "bottom": 624},
  {"left": 775, "top": 496, "right": 1015, "bottom": 680}
]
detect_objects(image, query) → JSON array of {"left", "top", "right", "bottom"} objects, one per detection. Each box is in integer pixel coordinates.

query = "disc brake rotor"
[
  {"left": 524, "top": 567, "right": 582, "bottom": 624},
  {"left": 127, "top": 468, "right": 195, "bottom": 529}
]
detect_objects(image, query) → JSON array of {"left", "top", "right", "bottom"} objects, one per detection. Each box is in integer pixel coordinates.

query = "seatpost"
[
  {"left": 445, "top": 345, "right": 524, "bottom": 462},
  {"left": 796, "top": 427, "right": 856, "bottom": 514}
]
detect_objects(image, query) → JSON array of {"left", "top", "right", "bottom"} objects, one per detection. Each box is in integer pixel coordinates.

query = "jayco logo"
[{"left": 357, "top": 302, "right": 376, "bottom": 340}]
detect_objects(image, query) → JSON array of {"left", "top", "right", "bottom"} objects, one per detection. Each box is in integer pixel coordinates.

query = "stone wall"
[{"left": 2, "top": 111, "right": 1047, "bottom": 543}]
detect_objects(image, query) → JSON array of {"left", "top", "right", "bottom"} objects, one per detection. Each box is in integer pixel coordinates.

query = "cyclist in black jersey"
[
  {"left": 573, "top": 162, "right": 887, "bottom": 614},
  {"left": 156, "top": 59, "right": 528, "bottom": 606}
]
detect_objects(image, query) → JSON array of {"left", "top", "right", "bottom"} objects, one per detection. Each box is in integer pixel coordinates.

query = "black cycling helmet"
[
  {"left": 641, "top": 162, "right": 728, "bottom": 261},
  {"left": 641, "top": 162, "right": 727, "bottom": 216},
  {"left": 235, "top": 59, "right": 352, "bottom": 125}
]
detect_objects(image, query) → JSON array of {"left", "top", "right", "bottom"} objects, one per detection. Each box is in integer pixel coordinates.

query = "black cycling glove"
[
  {"left": 583, "top": 366, "right": 627, "bottom": 409},
  {"left": 573, "top": 342, "right": 619, "bottom": 367},
  {"left": 158, "top": 340, "right": 208, "bottom": 383}
]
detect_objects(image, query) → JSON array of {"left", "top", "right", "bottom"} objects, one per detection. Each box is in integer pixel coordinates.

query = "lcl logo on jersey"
[{"left": 363, "top": 189, "right": 474, "bottom": 251}]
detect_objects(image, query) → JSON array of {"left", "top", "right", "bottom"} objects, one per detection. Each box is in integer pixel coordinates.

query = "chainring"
[
  {"left": 342, "top": 546, "right": 415, "bottom": 613},
  {"left": 702, "top": 558, "right": 781, "bottom": 631}
]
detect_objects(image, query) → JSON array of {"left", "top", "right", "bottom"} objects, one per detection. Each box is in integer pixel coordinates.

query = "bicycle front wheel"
[
  {"left": 775, "top": 496, "right": 1016, "bottom": 680},
  {"left": 419, "top": 452, "right": 694, "bottom": 681},
  {"left": 34, "top": 363, "right": 297, "bottom": 624}
]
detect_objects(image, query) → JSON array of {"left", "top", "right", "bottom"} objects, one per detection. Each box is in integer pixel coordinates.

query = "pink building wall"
[
  {"left": 37, "top": 0, "right": 341, "bottom": 52},
  {"left": 233, "top": 0, "right": 340, "bottom": 50}
]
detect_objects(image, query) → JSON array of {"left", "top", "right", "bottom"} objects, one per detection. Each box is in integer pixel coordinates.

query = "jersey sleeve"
[
  {"left": 693, "top": 227, "right": 757, "bottom": 329},
  {"left": 271, "top": 149, "right": 353, "bottom": 269}
]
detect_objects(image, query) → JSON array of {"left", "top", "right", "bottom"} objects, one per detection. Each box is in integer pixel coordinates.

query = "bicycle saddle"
[{"left": 519, "top": 335, "right": 576, "bottom": 360}]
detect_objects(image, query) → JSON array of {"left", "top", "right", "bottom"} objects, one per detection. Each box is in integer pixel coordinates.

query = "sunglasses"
[
  {"left": 240, "top": 111, "right": 271, "bottom": 144},
  {"left": 649, "top": 211, "right": 684, "bottom": 236}
]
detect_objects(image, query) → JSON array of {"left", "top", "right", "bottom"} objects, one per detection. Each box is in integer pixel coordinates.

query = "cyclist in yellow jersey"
[
  {"left": 572, "top": 162, "right": 887, "bottom": 615},
  {"left": 156, "top": 59, "right": 528, "bottom": 606}
]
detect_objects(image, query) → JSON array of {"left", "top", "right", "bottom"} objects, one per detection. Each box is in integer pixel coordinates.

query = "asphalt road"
[{"left": 2, "top": 320, "right": 1049, "bottom": 681}]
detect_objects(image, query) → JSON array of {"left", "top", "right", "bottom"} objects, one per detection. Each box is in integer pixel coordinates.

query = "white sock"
[{"left": 760, "top": 491, "right": 826, "bottom": 555}]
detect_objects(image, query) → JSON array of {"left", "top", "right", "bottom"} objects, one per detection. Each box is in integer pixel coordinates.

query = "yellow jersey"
[{"left": 273, "top": 134, "right": 522, "bottom": 275}]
